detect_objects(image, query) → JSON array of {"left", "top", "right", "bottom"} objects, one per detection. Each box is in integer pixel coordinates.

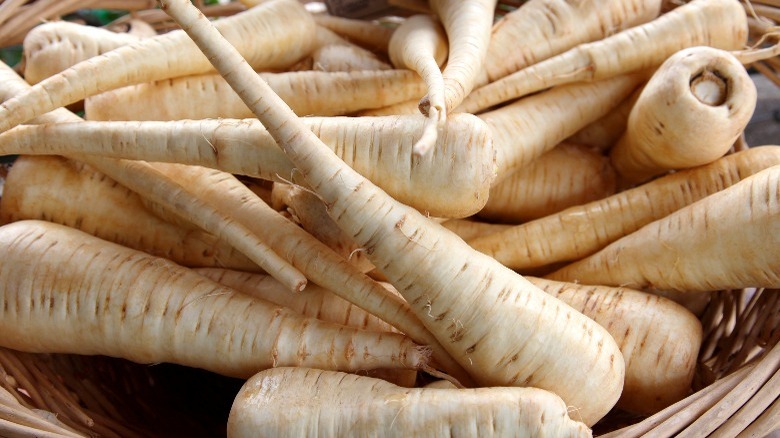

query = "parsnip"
[
  {"left": 0, "top": 221, "right": 428, "bottom": 377},
  {"left": 547, "top": 165, "right": 780, "bottom": 292},
  {"left": 0, "top": 155, "right": 257, "bottom": 272},
  {"left": 228, "top": 368, "right": 591, "bottom": 437},
  {"left": 162, "top": 0, "right": 626, "bottom": 425},
  {"left": 470, "top": 146, "right": 780, "bottom": 271},
  {"left": 610, "top": 46, "right": 757, "bottom": 185}
]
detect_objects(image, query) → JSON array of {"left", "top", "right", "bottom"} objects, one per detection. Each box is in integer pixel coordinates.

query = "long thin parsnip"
[
  {"left": 195, "top": 268, "right": 394, "bottom": 333},
  {"left": 469, "top": 146, "right": 780, "bottom": 271},
  {"left": 149, "top": 163, "right": 472, "bottom": 384},
  {"left": 0, "top": 61, "right": 305, "bottom": 291},
  {"left": 478, "top": 143, "right": 616, "bottom": 223},
  {"left": 458, "top": 0, "right": 748, "bottom": 114},
  {"left": 480, "top": 73, "right": 644, "bottom": 181},
  {"left": 528, "top": 277, "right": 702, "bottom": 414},
  {"left": 85, "top": 69, "right": 426, "bottom": 120},
  {"left": 484, "top": 0, "right": 662, "bottom": 82},
  {"left": 0, "top": 220, "right": 428, "bottom": 377},
  {"left": 388, "top": 14, "right": 448, "bottom": 155},
  {"left": 427, "top": 0, "right": 496, "bottom": 113},
  {"left": 228, "top": 368, "right": 591, "bottom": 437},
  {"left": 610, "top": 46, "right": 757, "bottom": 185},
  {"left": 162, "top": 0, "right": 625, "bottom": 425},
  {"left": 0, "top": 0, "right": 317, "bottom": 134},
  {"left": 22, "top": 20, "right": 142, "bottom": 84},
  {"left": 0, "top": 114, "right": 495, "bottom": 218},
  {"left": 0, "top": 155, "right": 258, "bottom": 272},
  {"left": 547, "top": 165, "right": 780, "bottom": 291}
]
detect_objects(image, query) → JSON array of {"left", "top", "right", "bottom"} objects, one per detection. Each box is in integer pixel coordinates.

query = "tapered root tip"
[{"left": 412, "top": 106, "right": 444, "bottom": 157}]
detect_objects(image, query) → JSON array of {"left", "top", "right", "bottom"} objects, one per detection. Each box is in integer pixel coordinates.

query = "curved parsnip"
[
  {"left": 228, "top": 368, "right": 591, "bottom": 437},
  {"left": 0, "top": 221, "right": 429, "bottom": 377},
  {"left": 458, "top": 0, "right": 748, "bottom": 114},
  {"left": 23, "top": 21, "right": 142, "bottom": 84},
  {"left": 529, "top": 277, "right": 702, "bottom": 414},
  {"left": 0, "top": 0, "right": 317, "bottom": 134},
  {"left": 485, "top": 0, "right": 662, "bottom": 82},
  {"left": 0, "top": 155, "right": 258, "bottom": 272},
  {"left": 547, "top": 165, "right": 780, "bottom": 292},
  {"left": 161, "top": 0, "right": 625, "bottom": 425},
  {"left": 610, "top": 46, "right": 757, "bottom": 185},
  {"left": 85, "top": 69, "right": 426, "bottom": 120},
  {"left": 428, "top": 0, "right": 496, "bottom": 114},
  {"left": 0, "top": 114, "right": 495, "bottom": 218},
  {"left": 469, "top": 146, "right": 780, "bottom": 271},
  {"left": 388, "top": 14, "right": 448, "bottom": 155},
  {"left": 478, "top": 143, "right": 617, "bottom": 223}
]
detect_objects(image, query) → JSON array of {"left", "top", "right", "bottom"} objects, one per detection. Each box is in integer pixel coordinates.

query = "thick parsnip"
[
  {"left": 22, "top": 21, "right": 142, "bottom": 84},
  {"left": 162, "top": 0, "right": 625, "bottom": 425},
  {"left": 0, "top": 155, "right": 258, "bottom": 272},
  {"left": 0, "top": 114, "right": 495, "bottom": 218},
  {"left": 0, "top": 220, "right": 428, "bottom": 377},
  {"left": 547, "top": 165, "right": 780, "bottom": 292},
  {"left": 470, "top": 146, "right": 780, "bottom": 271},
  {"left": 610, "top": 46, "right": 757, "bottom": 185},
  {"left": 529, "top": 277, "right": 702, "bottom": 414},
  {"left": 478, "top": 143, "right": 617, "bottom": 223},
  {"left": 228, "top": 368, "right": 591, "bottom": 437}
]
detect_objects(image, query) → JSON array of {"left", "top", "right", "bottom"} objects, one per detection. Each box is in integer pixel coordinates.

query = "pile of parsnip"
[{"left": 0, "top": 0, "right": 777, "bottom": 435}]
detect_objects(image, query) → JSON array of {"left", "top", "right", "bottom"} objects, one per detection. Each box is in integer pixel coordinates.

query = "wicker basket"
[{"left": 0, "top": 1, "right": 777, "bottom": 437}]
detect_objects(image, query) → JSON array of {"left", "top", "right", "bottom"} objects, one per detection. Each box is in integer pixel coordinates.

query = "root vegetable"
[
  {"left": 227, "top": 367, "right": 591, "bottom": 437},
  {"left": 22, "top": 21, "right": 142, "bottom": 84},
  {"left": 469, "top": 146, "right": 780, "bottom": 271},
  {"left": 84, "top": 69, "right": 426, "bottom": 120},
  {"left": 485, "top": 0, "right": 662, "bottom": 82},
  {"left": 478, "top": 143, "right": 617, "bottom": 223},
  {"left": 0, "top": 220, "right": 428, "bottom": 377},
  {"left": 610, "top": 46, "right": 757, "bottom": 185},
  {"left": 161, "top": 0, "right": 626, "bottom": 425},
  {"left": 529, "top": 277, "right": 702, "bottom": 414},
  {"left": 458, "top": 0, "right": 748, "bottom": 114},
  {"left": 427, "top": 0, "right": 497, "bottom": 115},
  {"left": 480, "top": 73, "right": 644, "bottom": 180},
  {"left": 566, "top": 87, "right": 641, "bottom": 151},
  {"left": 0, "top": 114, "right": 495, "bottom": 218},
  {"left": 149, "top": 163, "right": 471, "bottom": 384},
  {"left": 388, "top": 14, "right": 448, "bottom": 155},
  {"left": 0, "top": 155, "right": 257, "bottom": 272},
  {"left": 0, "top": 0, "right": 317, "bottom": 134},
  {"left": 547, "top": 165, "right": 780, "bottom": 292}
]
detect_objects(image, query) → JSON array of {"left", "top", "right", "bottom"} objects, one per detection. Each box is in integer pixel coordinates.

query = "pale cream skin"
[
  {"left": 160, "top": 0, "right": 626, "bottom": 425},
  {"left": 610, "top": 46, "right": 757, "bottom": 185},
  {"left": 228, "top": 368, "right": 592, "bottom": 438}
]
